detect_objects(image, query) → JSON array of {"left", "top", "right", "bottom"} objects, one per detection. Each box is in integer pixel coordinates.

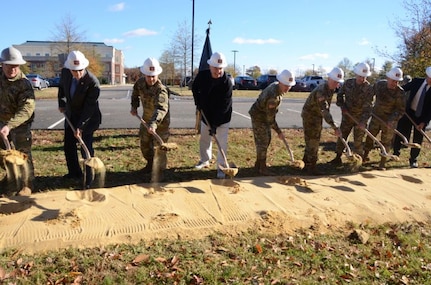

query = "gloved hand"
[{"left": 209, "top": 126, "right": 217, "bottom": 136}]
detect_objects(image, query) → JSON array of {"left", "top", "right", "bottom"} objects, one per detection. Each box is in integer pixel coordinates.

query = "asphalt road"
[{"left": 32, "top": 86, "right": 342, "bottom": 130}]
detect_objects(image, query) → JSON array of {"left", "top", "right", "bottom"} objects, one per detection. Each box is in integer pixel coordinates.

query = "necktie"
[
  {"left": 70, "top": 78, "right": 78, "bottom": 98},
  {"left": 415, "top": 84, "right": 427, "bottom": 117}
]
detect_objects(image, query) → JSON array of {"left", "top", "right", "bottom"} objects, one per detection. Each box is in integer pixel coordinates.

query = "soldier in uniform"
[
  {"left": 0, "top": 46, "right": 35, "bottom": 194},
  {"left": 363, "top": 67, "right": 405, "bottom": 170},
  {"left": 130, "top": 58, "right": 170, "bottom": 182},
  {"left": 249, "top": 69, "right": 296, "bottom": 175},
  {"left": 301, "top": 67, "right": 344, "bottom": 175},
  {"left": 330, "top": 62, "right": 374, "bottom": 165}
]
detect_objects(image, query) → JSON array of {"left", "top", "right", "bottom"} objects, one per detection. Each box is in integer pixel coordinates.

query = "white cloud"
[
  {"left": 358, "top": 38, "right": 370, "bottom": 46},
  {"left": 123, "top": 28, "right": 157, "bottom": 37},
  {"left": 109, "top": 2, "right": 125, "bottom": 11},
  {"left": 299, "top": 53, "right": 329, "bottom": 60},
  {"left": 104, "top": 38, "right": 124, "bottom": 44},
  {"left": 232, "top": 37, "right": 281, "bottom": 44}
]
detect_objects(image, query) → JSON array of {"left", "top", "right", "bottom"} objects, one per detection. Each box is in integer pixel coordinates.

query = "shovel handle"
[
  {"left": 0, "top": 132, "right": 11, "bottom": 150},
  {"left": 63, "top": 115, "right": 92, "bottom": 159},
  {"left": 404, "top": 112, "right": 431, "bottom": 143},
  {"left": 371, "top": 113, "right": 409, "bottom": 145},
  {"left": 134, "top": 115, "right": 166, "bottom": 146},
  {"left": 280, "top": 136, "right": 295, "bottom": 162},
  {"left": 344, "top": 111, "right": 392, "bottom": 158},
  {"left": 199, "top": 110, "right": 230, "bottom": 168}
]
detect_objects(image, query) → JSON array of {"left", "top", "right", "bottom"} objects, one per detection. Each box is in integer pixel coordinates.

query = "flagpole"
[{"left": 191, "top": 0, "right": 195, "bottom": 80}]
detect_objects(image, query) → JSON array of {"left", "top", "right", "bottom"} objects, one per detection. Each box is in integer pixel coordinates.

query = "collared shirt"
[{"left": 411, "top": 80, "right": 428, "bottom": 111}]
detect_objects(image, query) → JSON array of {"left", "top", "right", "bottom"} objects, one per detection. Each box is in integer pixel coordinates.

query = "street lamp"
[
  {"left": 232, "top": 50, "right": 238, "bottom": 77},
  {"left": 371, "top": 58, "right": 375, "bottom": 72},
  {"left": 312, "top": 64, "right": 315, "bottom": 75}
]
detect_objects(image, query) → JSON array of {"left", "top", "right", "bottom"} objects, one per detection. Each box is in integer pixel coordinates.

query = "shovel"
[
  {"left": 64, "top": 115, "right": 106, "bottom": 188},
  {"left": 199, "top": 110, "right": 238, "bottom": 178},
  {"left": 0, "top": 133, "right": 29, "bottom": 194},
  {"left": 280, "top": 136, "right": 305, "bottom": 169},
  {"left": 404, "top": 112, "right": 431, "bottom": 144},
  {"left": 337, "top": 134, "right": 363, "bottom": 170},
  {"left": 134, "top": 115, "right": 178, "bottom": 151},
  {"left": 344, "top": 111, "right": 399, "bottom": 161},
  {"left": 372, "top": 113, "right": 421, "bottom": 148}
]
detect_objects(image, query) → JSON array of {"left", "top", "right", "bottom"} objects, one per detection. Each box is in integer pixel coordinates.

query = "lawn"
[{"left": 0, "top": 88, "right": 430, "bottom": 284}]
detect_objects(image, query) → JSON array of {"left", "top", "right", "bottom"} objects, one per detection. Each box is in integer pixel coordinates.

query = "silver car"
[{"left": 26, "top": 74, "right": 48, "bottom": 90}]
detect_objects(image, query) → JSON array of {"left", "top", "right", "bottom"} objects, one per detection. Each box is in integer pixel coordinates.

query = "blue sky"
[{"left": 3, "top": 0, "right": 406, "bottom": 76}]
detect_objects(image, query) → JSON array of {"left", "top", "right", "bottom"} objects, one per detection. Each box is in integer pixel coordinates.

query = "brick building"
[{"left": 13, "top": 41, "right": 125, "bottom": 84}]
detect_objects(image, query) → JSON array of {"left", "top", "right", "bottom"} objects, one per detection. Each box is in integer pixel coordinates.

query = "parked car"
[
  {"left": 256, "top": 74, "right": 277, "bottom": 89},
  {"left": 26, "top": 74, "right": 48, "bottom": 90},
  {"left": 180, "top": 76, "right": 192, "bottom": 88},
  {"left": 290, "top": 79, "right": 308, "bottom": 92},
  {"left": 234, "top": 75, "right": 258, "bottom": 90},
  {"left": 226, "top": 73, "right": 235, "bottom": 86},
  {"left": 47, "top": 77, "right": 61, "bottom": 87}
]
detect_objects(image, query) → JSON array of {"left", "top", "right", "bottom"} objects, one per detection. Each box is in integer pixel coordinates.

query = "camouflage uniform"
[
  {"left": 0, "top": 70, "right": 35, "bottom": 189},
  {"left": 249, "top": 82, "right": 285, "bottom": 174},
  {"left": 363, "top": 80, "right": 405, "bottom": 166},
  {"left": 301, "top": 82, "right": 338, "bottom": 169},
  {"left": 335, "top": 78, "right": 373, "bottom": 157},
  {"left": 131, "top": 77, "right": 170, "bottom": 174}
]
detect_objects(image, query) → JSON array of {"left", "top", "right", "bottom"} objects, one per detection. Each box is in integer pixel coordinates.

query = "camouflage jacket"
[
  {"left": 301, "top": 82, "right": 337, "bottom": 128},
  {"left": 0, "top": 70, "right": 35, "bottom": 129},
  {"left": 131, "top": 77, "right": 170, "bottom": 129},
  {"left": 372, "top": 80, "right": 405, "bottom": 122},
  {"left": 249, "top": 82, "right": 285, "bottom": 133},
  {"left": 336, "top": 78, "right": 374, "bottom": 124}
]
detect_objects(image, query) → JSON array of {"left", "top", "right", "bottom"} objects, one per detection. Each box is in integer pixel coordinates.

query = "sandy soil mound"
[{"left": 0, "top": 168, "right": 430, "bottom": 253}]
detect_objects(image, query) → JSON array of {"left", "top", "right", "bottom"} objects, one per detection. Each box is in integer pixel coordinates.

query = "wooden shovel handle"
[{"left": 63, "top": 115, "right": 92, "bottom": 159}]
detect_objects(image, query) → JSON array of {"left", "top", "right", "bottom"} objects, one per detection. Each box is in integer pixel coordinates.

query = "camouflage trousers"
[
  {"left": 139, "top": 124, "right": 169, "bottom": 171},
  {"left": 251, "top": 118, "right": 272, "bottom": 161},
  {"left": 335, "top": 114, "right": 365, "bottom": 155},
  {"left": 364, "top": 117, "right": 394, "bottom": 154},
  {"left": 0, "top": 123, "right": 34, "bottom": 189},
  {"left": 302, "top": 114, "right": 322, "bottom": 165}
]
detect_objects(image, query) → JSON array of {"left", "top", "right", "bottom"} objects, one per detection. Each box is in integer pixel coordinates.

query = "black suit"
[
  {"left": 58, "top": 68, "right": 102, "bottom": 184},
  {"left": 394, "top": 77, "right": 431, "bottom": 164}
]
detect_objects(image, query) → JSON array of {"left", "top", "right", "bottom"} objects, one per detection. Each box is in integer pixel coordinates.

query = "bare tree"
[
  {"left": 51, "top": 13, "right": 86, "bottom": 55},
  {"left": 166, "top": 20, "right": 202, "bottom": 81}
]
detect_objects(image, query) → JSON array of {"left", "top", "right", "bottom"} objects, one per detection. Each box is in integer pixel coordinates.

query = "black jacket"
[
  {"left": 58, "top": 68, "right": 102, "bottom": 133},
  {"left": 403, "top": 77, "right": 431, "bottom": 125},
  {"left": 192, "top": 70, "right": 233, "bottom": 128}
]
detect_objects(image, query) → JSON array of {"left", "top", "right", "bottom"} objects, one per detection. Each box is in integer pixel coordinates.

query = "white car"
[{"left": 26, "top": 74, "right": 48, "bottom": 90}]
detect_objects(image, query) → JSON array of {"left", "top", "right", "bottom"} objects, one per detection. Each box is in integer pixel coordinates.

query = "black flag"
[{"left": 198, "top": 27, "right": 213, "bottom": 71}]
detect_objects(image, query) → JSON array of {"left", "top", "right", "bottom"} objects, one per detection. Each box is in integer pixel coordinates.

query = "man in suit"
[
  {"left": 58, "top": 51, "right": 102, "bottom": 187},
  {"left": 393, "top": 66, "right": 431, "bottom": 168}
]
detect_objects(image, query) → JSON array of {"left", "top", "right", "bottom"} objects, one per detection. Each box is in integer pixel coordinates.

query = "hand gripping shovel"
[
  {"left": 134, "top": 115, "right": 178, "bottom": 151},
  {"left": 344, "top": 111, "right": 399, "bottom": 161},
  {"left": 64, "top": 115, "right": 106, "bottom": 188},
  {"left": 280, "top": 136, "right": 305, "bottom": 169},
  {"left": 372, "top": 113, "right": 421, "bottom": 148},
  {"left": 404, "top": 112, "right": 431, "bottom": 144},
  {"left": 199, "top": 110, "right": 238, "bottom": 178}
]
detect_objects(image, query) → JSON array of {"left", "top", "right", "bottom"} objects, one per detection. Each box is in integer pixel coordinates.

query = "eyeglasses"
[{"left": 71, "top": 69, "right": 84, "bottom": 73}]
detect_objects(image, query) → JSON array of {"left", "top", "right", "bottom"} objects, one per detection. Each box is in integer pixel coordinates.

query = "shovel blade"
[{"left": 219, "top": 162, "right": 238, "bottom": 177}]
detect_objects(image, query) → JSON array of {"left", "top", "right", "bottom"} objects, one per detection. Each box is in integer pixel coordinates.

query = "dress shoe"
[{"left": 410, "top": 162, "right": 418, "bottom": 168}]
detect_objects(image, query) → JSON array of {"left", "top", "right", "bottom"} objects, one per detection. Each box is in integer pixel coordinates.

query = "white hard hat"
[
  {"left": 0, "top": 46, "right": 26, "bottom": 65},
  {"left": 426, "top": 66, "right": 431, "bottom": 78},
  {"left": 327, "top": 67, "right": 344, "bottom": 83},
  {"left": 140, "top": 57, "right": 163, "bottom": 76},
  {"left": 64, "top": 51, "right": 89, "bottom": 70},
  {"left": 386, "top": 67, "right": 403, "bottom": 81},
  {"left": 354, "top": 62, "right": 371, "bottom": 77},
  {"left": 207, "top": 52, "right": 227, "bottom": 68},
  {"left": 276, "top": 69, "right": 296, "bottom": 86}
]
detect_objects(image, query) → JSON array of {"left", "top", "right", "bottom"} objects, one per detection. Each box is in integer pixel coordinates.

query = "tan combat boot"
[{"left": 257, "top": 159, "right": 275, "bottom": 176}]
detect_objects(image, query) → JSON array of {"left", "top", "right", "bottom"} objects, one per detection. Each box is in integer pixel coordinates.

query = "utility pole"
[{"left": 232, "top": 50, "right": 238, "bottom": 77}]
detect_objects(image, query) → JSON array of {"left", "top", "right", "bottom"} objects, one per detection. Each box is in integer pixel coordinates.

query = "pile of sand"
[{"left": 0, "top": 168, "right": 430, "bottom": 253}]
